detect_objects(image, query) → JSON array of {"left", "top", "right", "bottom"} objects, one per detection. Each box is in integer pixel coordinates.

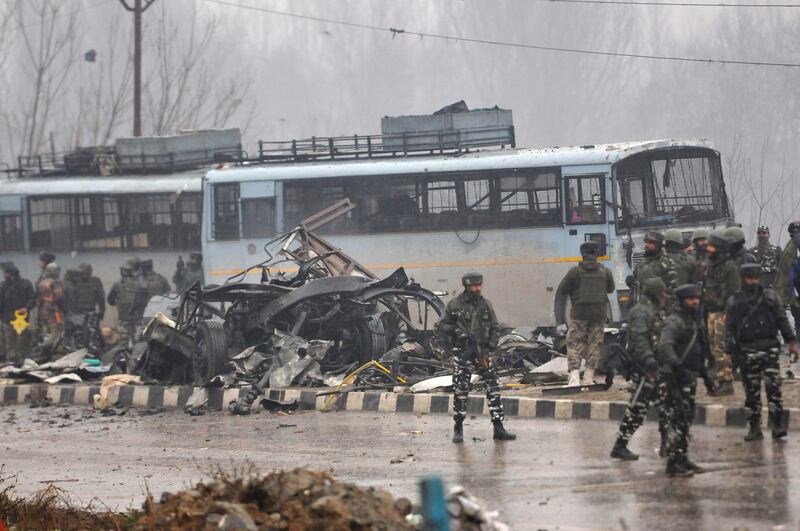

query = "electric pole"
[{"left": 119, "top": 0, "right": 157, "bottom": 137}]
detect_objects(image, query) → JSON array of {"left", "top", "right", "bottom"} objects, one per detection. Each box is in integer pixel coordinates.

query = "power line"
[
  {"left": 538, "top": 0, "right": 800, "bottom": 7},
  {"left": 208, "top": 0, "right": 800, "bottom": 69}
]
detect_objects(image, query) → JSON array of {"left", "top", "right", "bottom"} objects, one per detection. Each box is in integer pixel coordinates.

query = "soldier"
[
  {"left": 610, "top": 277, "right": 669, "bottom": 461},
  {"left": 775, "top": 221, "right": 800, "bottom": 331},
  {"left": 631, "top": 231, "right": 666, "bottom": 291},
  {"left": 36, "top": 262, "right": 67, "bottom": 338},
  {"left": 81, "top": 264, "right": 105, "bottom": 319},
  {"left": 436, "top": 272, "right": 516, "bottom": 443},
  {"left": 658, "top": 284, "right": 708, "bottom": 477},
  {"left": 726, "top": 264, "right": 799, "bottom": 441},
  {"left": 65, "top": 264, "right": 106, "bottom": 317},
  {"left": 555, "top": 241, "right": 615, "bottom": 386},
  {"left": 36, "top": 251, "right": 56, "bottom": 287},
  {"left": 140, "top": 259, "right": 171, "bottom": 296},
  {"left": 173, "top": 253, "right": 205, "bottom": 292},
  {"left": 703, "top": 230, "right": 740, "bottom": 395},
  {"left": 725, "top": 225, "right": 756, "bottom": 268},
  {"left": 749, "top": 226, "right": 782, "bottom": 289},
  {"left": 691, "top": 228, "right": 710, "bottom": 282},
  {"left": 107, "top": 258, "right": 148, "bottom": 338},
  {"left": 0, "top": 264, "right": 35, "bottom": 364},
  {"left": 663, "top": 229, "right": 696, "bottom": 287}
]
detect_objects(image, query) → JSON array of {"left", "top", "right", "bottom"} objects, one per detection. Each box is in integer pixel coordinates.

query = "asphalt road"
[{"left": 1, "top": 403, "right": 798, "bottom": 530}]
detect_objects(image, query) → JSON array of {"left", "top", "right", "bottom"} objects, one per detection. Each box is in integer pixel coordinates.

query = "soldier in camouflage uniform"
[
  {"left": 36, "top": 251, "right": 56, "bottom": 288},
  {"left": 726, "top": 226, "right": 757, "bottom": 268},
  {"left": 691, "top": 228, "right": 710, "bottom": 282},
  {"left": 36, "top": 263, "right": 67, "bottom": 338},
  {"left": 107, "top": 258, "right": 148, "bottom": 339},
  {"left": 726, "top": 264, "right": 799, "bottom": 441},
  {"left": 141, "top": 259, "right": 171, "bottom": 296},
  {"left": 749, "top": 226, "right": 782, "bottom": 289},
  {"left": 775, "top": 221, "right": 800, "bottom": 332},
  {"left": 555, "top": 241, "right": 615, "bottom": 386},
  {"left": 436, "top": 272, "right": 516, "bottom": 443},
  {"left": 703, "top": 229, "right": 740, "bottom": 395},
  {"left": 658, "top": 284, "right": 708, "bottom": 477},
  {"left": 664, "top": 229, "right": 697, "bottom": 286},
  {"left": 611, "top": 277, "right": 669, "bottom": 461}
]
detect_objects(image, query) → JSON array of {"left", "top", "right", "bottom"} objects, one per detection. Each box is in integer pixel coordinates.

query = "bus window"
[
  {"left": 175, "top": 193, "right": 202, "bottom": 249},
  {"left": 565, "top": 175, "right": 605, "bottom": 225},
  {"left": 284, "top": 181, "right": 347, "bottom": 233},
  {"left": 0, "top": 214, "right": 23, "bottom": 251},
  {"left": 128, "top": 195, "right": 174, "bottom": 249},
  {"left": 75, "top": 196, "right": 124, "bottom": 249},
  {"left": 29, "top": 197, "right": 74, "bottom": 250},
  {"left": 213, "top": 183, "right": 240, "bottom": 240},
  {"left": 498, "top": 169, "right": 560, "bottom": 227},
  {"left": 242, "top": 197, "right": 276, "bottom": 238}
]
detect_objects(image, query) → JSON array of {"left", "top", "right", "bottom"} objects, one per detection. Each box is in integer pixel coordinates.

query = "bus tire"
[
  {"left": 358, "top": 313, "right": 388, "bottom": 363},
  {"left": 192, "top": 320, "right": 227, "bottom": 386}
]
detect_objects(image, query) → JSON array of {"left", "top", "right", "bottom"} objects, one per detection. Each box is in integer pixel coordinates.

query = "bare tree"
[
  {"left": 1, "top": 1, "right": 79, "bottom": 160},
  {"left": 143, "top": 2, "right": 252, "bottom": 136}
]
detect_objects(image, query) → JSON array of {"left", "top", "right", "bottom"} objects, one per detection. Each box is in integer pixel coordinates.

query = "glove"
[
  {"left": 556, "top": 324, "right": 567, "bottom": 336},
  {"left": 643, "top": 357, "right": 659, "bottom": 380}
]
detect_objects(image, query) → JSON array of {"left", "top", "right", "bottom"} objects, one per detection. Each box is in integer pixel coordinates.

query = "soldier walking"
[
  {"left": 658, "top": 284, "right": 708, "bottom": 477},
  {"left": 555, "top": 241, "right": 615, "bottom": 386},
  {"left": 0, "top": 264, "right": 35, "bottom": 364},
  {"left": 749, "top": 226, "right": 782, "bottom": 289},
  {"left": 611, "top": 278, "right": 669, "bottom": 461},
  {"left": 173, "top": 253, "right": 204, "bottom": 292},
  {"left": 436, "top": 272, "right": 516, "bottom": 443},
  {"left": 108, "top": 258, "right": 148, "bottom": 339},
  {"left": 36, "top": 263, "right": 66, "bottom": 338},
  {"left": 725, "top": 264, "right": 798, "bottom": 440},
  {"left": 702, "top": 230, "right": 740, "bottom": 395}
]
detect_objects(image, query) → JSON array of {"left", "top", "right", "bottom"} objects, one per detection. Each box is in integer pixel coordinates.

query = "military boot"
[
  {"left": 610, "top": 438, "right": 639, "bottom": 460},
  {"left": 452, "top": 420, "right": 464, "bottom": 444},
  {"left": 771, "top": 413, "right": 787, "bottom": 439},
  {"left": 493, "top": 421, "right": 517, "bottom": 441},
  {"left": 659, "top": 430, "right": 668, "bottom": 458},
  {"left": 744, "top": 418, "right": 763, "bottom": 441},
  {"left": 567, "top": 369, "right": 580, "bottom": 387},
  {"left": 712, "top": 380, "right": 734, "bottom": 396},
  {"left": 681, "top": 456, "right": 703, "bottom": 473},
  {"left": 666, "top": 457, "right": 694, "bottom": 477}
]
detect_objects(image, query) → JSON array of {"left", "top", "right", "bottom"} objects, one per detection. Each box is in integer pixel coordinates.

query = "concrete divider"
[{"left": 0, "top": 383, "right": 796, "bottom": 431}]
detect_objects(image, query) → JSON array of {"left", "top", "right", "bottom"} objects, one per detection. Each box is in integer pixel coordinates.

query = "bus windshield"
[{"left": 614, "top": 147, "right": 728, "bottom": 230}]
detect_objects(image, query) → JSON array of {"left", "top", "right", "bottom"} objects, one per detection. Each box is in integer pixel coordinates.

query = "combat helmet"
[
  {"left": 580, "top": 241, "right": 600, "bottom": 257},
  {"left": 642, "top": 277, "right": 667, "bottom": 300},
  {"left": 725, "top": 226, "right": 746, "bottom": 245},
  {"left": 708, "top": 229, "right": 729, "bottom": 249},
  {"left": 44, "top": 262, "right": 61, "bottom": 279},
  {"left": 664, "top": 229, "right": 683, "bottom": 246},
  {"left": 462, "top": 272, "right": 483, "bottom": 287},
  {"left": 692, "top": 228, "right": 710, "bottom": 242}
]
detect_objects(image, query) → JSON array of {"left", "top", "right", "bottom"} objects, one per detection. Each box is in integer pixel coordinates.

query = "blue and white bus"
[{"left": 202, "top": 138, "right": 732, "bottom": 326}]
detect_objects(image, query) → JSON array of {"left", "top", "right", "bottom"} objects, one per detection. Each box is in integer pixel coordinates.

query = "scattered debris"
[{"left": 447, "top": 485, "right": 510, "bottom": 531}]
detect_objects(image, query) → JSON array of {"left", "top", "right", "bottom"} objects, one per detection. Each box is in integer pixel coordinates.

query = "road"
[{"left": 1, "top": 403, "right": 798, "bottom": 530}]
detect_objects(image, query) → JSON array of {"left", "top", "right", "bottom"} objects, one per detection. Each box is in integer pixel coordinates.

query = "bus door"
[
  {"left": 239, "top": 181, "right": 279, "bottom": 239},
  {"left": 561, "top": 167, "right": 611, "bottom": 253}
]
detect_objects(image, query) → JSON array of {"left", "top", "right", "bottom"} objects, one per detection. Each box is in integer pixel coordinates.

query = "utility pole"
[{"left": 119, "top": 0, "right": 157, "bottom": 137}]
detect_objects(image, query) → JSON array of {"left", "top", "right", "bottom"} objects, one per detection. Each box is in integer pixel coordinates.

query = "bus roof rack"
[{"left": 252, "top": 125, "right": 516, "bottom": 164}]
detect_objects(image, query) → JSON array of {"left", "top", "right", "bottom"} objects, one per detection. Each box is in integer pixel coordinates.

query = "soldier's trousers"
[
  {"left": 2, "top": 325, "right": 32, "bottom": 365},
  {"left": 741, "top": 348, "right": 783, "bottom": 426},
  {"left": 660, "top": 370, "right": 697, "bottom": 459},
  {"left": 566, "top": 320, "right": 605, "bottom": 371},
  {"left": 616, "top": 373, "right": 667, "bottom": 442},
  {"left": 453, "top": 352, "right": 504, "bottom": 423},
  {"left": 707, "top": 312, "right": 733, "bottom": 383}
]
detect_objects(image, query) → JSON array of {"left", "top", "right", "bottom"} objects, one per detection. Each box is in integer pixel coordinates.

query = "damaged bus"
[{"left": 202, "top": 135, "right": 732, "bottom": 327}]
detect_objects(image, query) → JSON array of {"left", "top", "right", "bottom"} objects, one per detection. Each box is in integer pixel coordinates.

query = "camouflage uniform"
[
  {"left": 703, "top": 236, "right": 741, "bottom": 384},
  {"left": 616, "top": 283, "right": 667, "bottom": 444},
  {"left": 658, "top": 289, "right": 707, "bottom": 472},
  {"left": 556, "top": 256, "right": 615, "bottom": 371},
  {"left": 436, "top": 290, "right": 503, "bottom": 422},
  {"left": 108, "top": 260, "right": 148, "bottom": 338},
  {"left": 36, "top": 264, "right": 66, "bottom": 338},
  {"left": 749, "top": 242, "right": 782, "bottom": 289},
  {"left": 725, "top": 276, "right": 795, "bottom": 435}
]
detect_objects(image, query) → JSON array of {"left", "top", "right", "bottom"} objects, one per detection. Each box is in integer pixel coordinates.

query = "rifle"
[{"left": 455, "top": 330, "right": 492, "bottom": 369}]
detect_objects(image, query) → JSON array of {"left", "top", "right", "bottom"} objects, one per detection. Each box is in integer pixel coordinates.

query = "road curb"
[{"left": 0, "top": 383, "right": 797, "bottom": 430}]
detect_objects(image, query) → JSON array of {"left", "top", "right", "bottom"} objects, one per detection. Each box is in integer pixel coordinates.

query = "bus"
[{"left": 202, "top": 136, "right": 732, "bottom": 326}]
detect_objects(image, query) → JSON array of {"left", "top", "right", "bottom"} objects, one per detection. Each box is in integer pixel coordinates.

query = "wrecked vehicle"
[{"left": 136, "top": 199, "right": 445, "bottom": 385}]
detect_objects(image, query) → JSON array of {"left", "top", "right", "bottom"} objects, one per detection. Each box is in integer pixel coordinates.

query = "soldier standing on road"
[
  {"left": 173, "top": 253, "right": 204, "bottom": 292},
  {"left": 631, "top": 232, "right": 667, "bottom": 293},
  {"left": 36, "top": 262, "right": 67, "bottom": 338},
  {"left": 775, "top": 221, "right": 800, "bottom": 331},
  {"left": 658, "top": 284, "right": 708, "bottom": 477},
  {"left": 436, "top": 272, "right": 516, "bottom": 443},
  {"left": 141, "top": 259, "right": 171, "bottom": 296},
  {"left": 36, "top": 251, "right": 56, "bottom": 287},
  {"left": 0, "top": 264, "right": 35, "bottom": 364},
  {"left": 725, "top": 264, "right": 799, "bottom": 441},
  {"left": 108, "top": 258, "right": 148, "bottom": 339},
  {"left": 555, "top": 241, "right": 615, "bottom": 386},
  {"left": 749, "top": 226, "right": 782, "bottom": 289},
  {"left": 611, "top": 277, "right": 669, "bottom": 461},
  {"left": 65, "top": 264, "right": 106, "bottom": 317},
  {"left": 703, "top": 230, "right": 740, "bottom": 395}
]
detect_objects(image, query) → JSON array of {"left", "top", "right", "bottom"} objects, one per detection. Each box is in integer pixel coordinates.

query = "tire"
[
  {"left": 191, "top": 320, "right": 228, "bottom": 385},
  {"left": 357, "top": 313, "right": 388, "bottom": 363}
]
